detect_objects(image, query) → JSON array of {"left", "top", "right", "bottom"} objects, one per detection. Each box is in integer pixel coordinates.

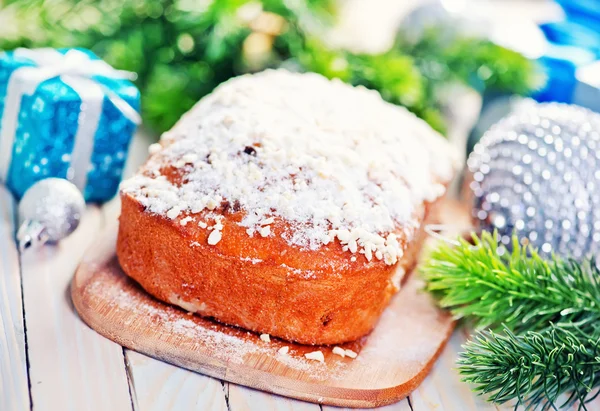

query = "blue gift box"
[
  {"left": 0, "top": 48, "right": 140, "bottom": 202},
  {"left": 531, "top": 0, "right": 600, "bottom": 111}
]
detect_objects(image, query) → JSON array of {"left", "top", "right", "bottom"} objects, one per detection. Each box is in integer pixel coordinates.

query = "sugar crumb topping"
[
  {"left": 121, "top": 70, "right": 457, "bottom": 265},
  {"left": 278, "top": 346, "right": 289, "bottom": 355},
  {"left": 260, "top": 333, "right": 271, "bottom": 342}
]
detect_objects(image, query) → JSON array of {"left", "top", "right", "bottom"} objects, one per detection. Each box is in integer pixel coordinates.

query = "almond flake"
[
  {"left": 207, "top": 230, "right": 222, "bottom": 245},
  {"left": 179, "top": 216, "right": 193, "bottom": 226},
  {"left": 305, "top": 350, "right": 325, "bottom": 363},
  {"left": 332, "top": 347, "right": 346, "bottom": 358},
  {"left": 166, "top": 206, "right": 181, "bottom": 220},
  {"left": 259, "top": 226, "right": 271, "bottom": 237},
  {"left": 148, "top": 143, "right": 162, "bottom": 154}
]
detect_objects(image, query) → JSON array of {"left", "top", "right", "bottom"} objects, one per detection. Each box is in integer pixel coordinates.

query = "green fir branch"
[
  {"left": 0, "top": 0, "right": 538, "bottom": 135},
  {"left": 399, "top": 28, "right": 544, "bottom": 96},
  {"left": 459, "top": 325, "right": 600, "bottom": 410},
  {"left": 422, "top": 232, "right": 600, "bottom": 409},
  {"left": 421, "top": 231, "right": 600, "bottom": 334}
]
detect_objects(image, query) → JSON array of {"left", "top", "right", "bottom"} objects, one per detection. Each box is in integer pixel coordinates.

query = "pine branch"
[
  {"left": 421, "top": 231, "right": 600, "bottom": 334},
  {"left": 458, "top": 325, "right": 600, "bottom": 410},
  {"left": 422, "top": 232, "right": 600, "bottom": 408},
  {"left": 399, "top": 29, "right": 543, "bottom": 96},
  {"left": 0, "top": 0, "right": 538, "bottom": 135}
]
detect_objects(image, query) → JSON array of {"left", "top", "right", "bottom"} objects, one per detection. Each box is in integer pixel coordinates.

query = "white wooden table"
[
  {"left": 0, "top": 2, "right": 582, "bottom": 408},
  {"left": 6, "top": 125, "right": 600, "bottom": 411},
  {"left": 4, "top": 120, "right": 600, "bottom": 410},
  {"left": 0, "top": 129, "right": 491, "bottom": 411}
]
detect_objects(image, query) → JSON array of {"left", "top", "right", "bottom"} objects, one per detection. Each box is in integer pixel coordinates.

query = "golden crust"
[
  {"left": 116, "top": 71, "right": 457, "bottom": 345},
  {"left": 116, "top": 190, "right": 438, "bottom": 345}
]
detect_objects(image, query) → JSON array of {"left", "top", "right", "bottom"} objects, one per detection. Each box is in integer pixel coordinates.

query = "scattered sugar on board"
[
  {"left": 91, "top": 276, "right": 344, "bottom": 379},
  {"left": 121, "top": 69, "right": 458, "bottom": 265},
  {"left": 356, "top": 284, "right": 441, "bottom": 365}
]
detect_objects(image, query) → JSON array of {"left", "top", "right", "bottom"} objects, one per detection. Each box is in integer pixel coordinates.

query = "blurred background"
[{"left": 0, "top": 0, "right": 597, "bottom": 151}]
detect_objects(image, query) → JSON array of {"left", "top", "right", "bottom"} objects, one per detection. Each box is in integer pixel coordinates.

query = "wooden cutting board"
[{"left": 71, "top": 204, "right": 466, "bottom": 408}]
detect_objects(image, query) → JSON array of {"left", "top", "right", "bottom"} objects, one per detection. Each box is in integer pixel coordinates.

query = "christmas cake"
[{"left": 117, "top": 70, "right": 457, "bottom": 345}]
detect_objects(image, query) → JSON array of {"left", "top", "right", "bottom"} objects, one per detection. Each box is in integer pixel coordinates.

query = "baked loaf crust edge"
[
  {"left": 117, "top": 193, "right": 441, "bottom": 345},
  {"left": 117, "top": 70, "right": 458, "bottom": 345}
]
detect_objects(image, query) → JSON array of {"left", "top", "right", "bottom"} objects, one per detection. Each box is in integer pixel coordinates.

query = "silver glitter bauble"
[
  {"left": 467, "top": 101, "right": 600, "bottom": 260},
  {"left": 17, "top": 178, "right": 85, "bottom": 251}
]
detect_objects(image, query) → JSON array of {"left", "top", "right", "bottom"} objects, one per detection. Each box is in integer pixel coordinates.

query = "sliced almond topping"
[
  {"left": 332, "top": 346, "right": 346, "bottom": 358},
  {"left": 166, "top": 206, "right": 181, "bottom": 220},
  {"left": 345, "top": 349, "right": 358, "bottom": 359},
  {"left": 259, "top": 225, "right": 271, "bottom": 237},
  {"left": 261, "top": 217, "right": 275, "bottom": 225},
  {"left": 121, "top": 70, "right": 455, "bottom": 267},
  {"left": 207, "top": 230, "right": 222, "bottom": 245},
  {"left": 148, "top": 143, "right": 162, "bottom": 154},
  {"left": 278, "top": 346, "right": 289, "bottom": 355},
  {"left": 179, "top": 216, "right": 193, "bottom": 226},
  {"left": 182, "top": 153, "right": 198, "bottom": 163},
  {"left": 305, "top": 350, "right": 325, "bottom": 363}
]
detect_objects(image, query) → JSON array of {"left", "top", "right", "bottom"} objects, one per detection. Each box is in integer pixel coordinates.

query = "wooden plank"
[
  {"left": 124, "top": 350, "right": 228, "bottom": 411},
  {"left": 21, "top": 206, "right": 132, "bottom": 411},
  {"left": 0, "top": 186, "right": 30, "bottom": 411},
  {"left": 227, "top": 383, "right": 319, "bottom": 411},
  {"left": 409, "top": 330, "right": 498, "bottom": 411}
]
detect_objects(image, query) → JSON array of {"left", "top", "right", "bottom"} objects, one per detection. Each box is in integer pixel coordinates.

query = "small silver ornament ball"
[
  {"left": 17, "top": 178, "right": 86, "bottom": 251},
  {"left": 467, "top": 101, "right": 600, "bottom": 260}
]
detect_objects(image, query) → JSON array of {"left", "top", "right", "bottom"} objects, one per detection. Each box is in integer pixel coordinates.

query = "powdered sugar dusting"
[
  {"left": 90, "top": 274, "right": 339, "bottom": 378},
  {"left": 121, "top": 69, "right": 457, "bottom": 265}
]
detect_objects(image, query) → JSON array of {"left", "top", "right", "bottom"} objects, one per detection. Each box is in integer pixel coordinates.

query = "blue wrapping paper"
[
  {"left": 0, "top": 48, "right": 140, "bottom": 202},
  {"left": 531, "top": 0, "right": 600, "bottom": 109}
]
